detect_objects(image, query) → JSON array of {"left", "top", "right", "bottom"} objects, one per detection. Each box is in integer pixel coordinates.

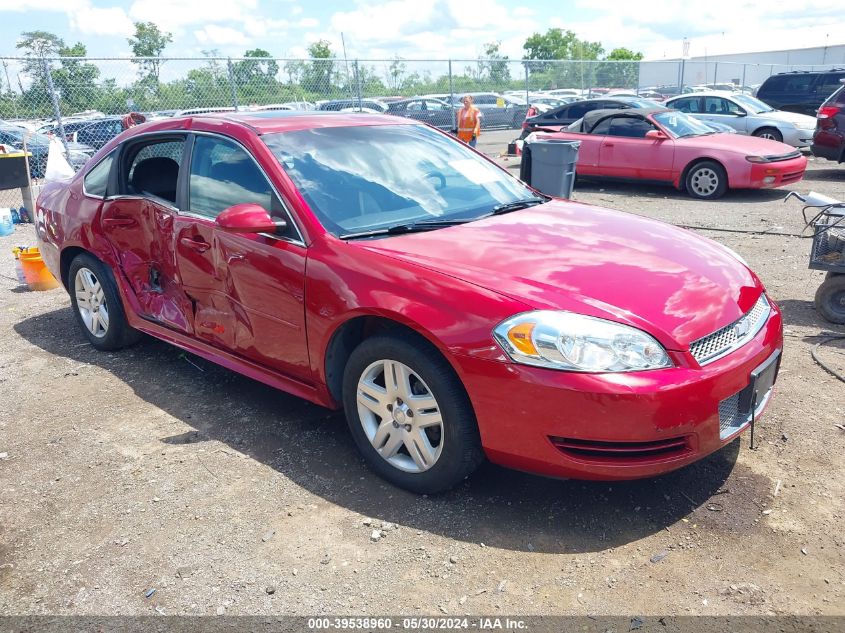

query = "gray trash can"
[{"left": 520, "top": 139, "right": 580, "bottom": 199}]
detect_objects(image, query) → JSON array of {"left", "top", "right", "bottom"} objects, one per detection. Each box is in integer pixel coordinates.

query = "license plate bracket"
[{"left": 739, "top": 350, "right": 781, "bottom": 414}]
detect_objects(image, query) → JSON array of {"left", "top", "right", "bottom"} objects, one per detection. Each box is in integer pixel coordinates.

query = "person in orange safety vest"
[{"left": 456, "top": 95, "right": 482, "bottom": 147}]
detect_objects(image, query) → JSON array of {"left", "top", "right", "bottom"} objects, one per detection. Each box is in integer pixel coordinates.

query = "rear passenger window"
[
  {"left": 817, "top": 74, "right": 845, "bottom": 99},
  {"left": 125, "top": 139, "right": 185, "bottom": 205},
  {"left": 673, "top": 97, "right": 700, "bottom": 113},
  {"left": 83, "top": 151, "right": 115, "bottom": 198}
]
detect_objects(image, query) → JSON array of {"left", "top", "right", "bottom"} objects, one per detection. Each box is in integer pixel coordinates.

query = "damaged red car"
[{"left": 36, "top": 112, "right": 783, "bottom": 493}]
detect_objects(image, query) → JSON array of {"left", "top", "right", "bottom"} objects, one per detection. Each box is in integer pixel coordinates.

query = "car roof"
[
  {"left": 126, "top": 111, "right": 419, "bottom": 137},
  {"left": 667, "top": 91, "right": 743, "bottom": 99},
  {"left": 581, "top": 107, "right": 669, "bottom": 131}
]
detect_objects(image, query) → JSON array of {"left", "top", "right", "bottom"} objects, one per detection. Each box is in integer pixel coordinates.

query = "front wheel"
[
  {"left": 815, "top": 275, "right": 845, "bottom": 324},
  {"left": 685, "top": 161, "right": 728, "bottom": 200},
  {"left": 68, "top": 253, "right": 141, "bottom": 350},
  {"left": 342, "top": 333, "right": 484, "bottom": 494},
  {"left": 752, "top": 127, "right": 783, "bottom": 143}
]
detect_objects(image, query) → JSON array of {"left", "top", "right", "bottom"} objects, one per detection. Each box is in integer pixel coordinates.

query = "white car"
[{"left": 665, "top": 91, "right": 817, "bottom": 147}]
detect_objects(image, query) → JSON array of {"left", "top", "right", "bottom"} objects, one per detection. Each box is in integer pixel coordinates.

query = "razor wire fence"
[{"left": 0, "top": 54, "right": 842, "bottom": 208}]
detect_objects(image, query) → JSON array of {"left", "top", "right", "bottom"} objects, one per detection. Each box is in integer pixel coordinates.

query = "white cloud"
[
  {"left": 297, "top": 17, "right": 319, "bottom": 28},
  {"left": 69, "top": 6, "right": 135, "bottom": 37},
  {"left": 1, "top": 0, "right": 134, "bottom": 39},
  {"left": 128, "top": 0, "right": 259, "bottom": 32},
  {"left": 194, "top": 25, "right": 249, "bottom": 46}
]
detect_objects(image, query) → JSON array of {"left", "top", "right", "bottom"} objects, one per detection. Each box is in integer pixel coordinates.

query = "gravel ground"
[{"left": 1, "top": 130, "right": 844, "bottom": 617}]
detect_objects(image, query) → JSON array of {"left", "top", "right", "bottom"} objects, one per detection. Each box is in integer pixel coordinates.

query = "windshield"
[
  {"left": 652, "top": 111, "right": 718, "bottom": 138},
  {"left": 263, "top": 124, "right": 536, "bottom": 237},
  {"left": 732, "top": 94, "right": 774, "bottom": 114}
]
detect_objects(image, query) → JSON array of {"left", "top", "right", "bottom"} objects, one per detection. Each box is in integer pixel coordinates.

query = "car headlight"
[{"left": 493, "top": 311, "right": 672, "bottom": 372}]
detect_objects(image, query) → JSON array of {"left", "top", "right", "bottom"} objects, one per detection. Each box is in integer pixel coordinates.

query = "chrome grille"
[{"left": 689, "top": 295, "right": 771, "bottom": 366}]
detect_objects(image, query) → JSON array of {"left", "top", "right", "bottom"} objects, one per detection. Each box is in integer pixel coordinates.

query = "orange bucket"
[{"left": 17, "top": 247, "right": 60, "bottom": 291}]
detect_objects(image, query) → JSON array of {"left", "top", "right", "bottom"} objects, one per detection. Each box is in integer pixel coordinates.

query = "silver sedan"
[{"left": 665, "top": 91, "right": 817, "bottom": 147}]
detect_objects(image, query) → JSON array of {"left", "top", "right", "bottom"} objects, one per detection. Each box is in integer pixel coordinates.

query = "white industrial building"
[{"left": 638, "top": 43, "right": 845, "bottom": 90}]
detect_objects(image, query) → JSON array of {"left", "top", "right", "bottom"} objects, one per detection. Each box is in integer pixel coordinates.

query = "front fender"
[{"left": 304, "top": 238, "right": 529, "bottom": 390}]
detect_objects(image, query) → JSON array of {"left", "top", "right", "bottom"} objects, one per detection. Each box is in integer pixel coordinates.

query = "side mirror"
[
  {"left": 735, "top": 111, "right": 747, "bottom": 117},
  {"left": 216, "top": 203, "right": 286, "bottom": 234},
  {"left": 645, "top": 130, "right": 669, "bottom": 140}
]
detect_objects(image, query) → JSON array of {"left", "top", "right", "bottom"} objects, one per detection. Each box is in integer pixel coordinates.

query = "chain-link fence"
[{"left": 0, "top": 54, "right": 842, "bottom": 212}]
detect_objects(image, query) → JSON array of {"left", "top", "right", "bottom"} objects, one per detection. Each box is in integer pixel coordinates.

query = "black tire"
[
  {"left": 685, "top": 160, "right": 728, "bottom": 200},
  {"left": 68, "top": 252, "right": 142, "bottom": 351},
  {"left": 814, "top": 275, "right": 845, "bottom": 324},
  {"left": 752, "top": 127, "right": 783, "bottom": 143},
  {"left": 342, "top": 332, "right": 484, "bottom": 494}
]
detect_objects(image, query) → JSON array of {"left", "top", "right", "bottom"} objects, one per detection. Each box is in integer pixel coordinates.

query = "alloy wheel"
[
  {"left": 74, "top": 267, "right": 109, "bottom": 338},
  {"left": 356, "top": 359, "right": 444, "bottom": 473},
  {"left": 690, "top": 168, "right": 719, "bottom": 197},
  {"left": 759, "top": 131, "right": 778, "bottom": 140}
]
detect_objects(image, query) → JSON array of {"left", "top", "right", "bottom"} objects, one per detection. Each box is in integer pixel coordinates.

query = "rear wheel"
[
  {"left": 685, "top": 161, "right": 728, "bottom": 200},
  {"left": 753, "top": 127, "right": 783, "bottom": 143},
  {"left": 815, "top": 275, "right": 845, "bottom": 324},
  {"left": 68, "top": 253, "right": 141, "bottom": 350},
  {"left": 342, "top": 333, "right": 483, "bottom": 494}
]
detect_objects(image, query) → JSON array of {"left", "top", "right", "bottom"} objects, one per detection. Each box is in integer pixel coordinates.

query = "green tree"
[
  {"left": 595, "top": 47, "right": 644, "bottom": 89},
  {"left": 481, "top": 41, "right": 510, "bottom": 86},
  {"left": 386, "top": 57, "right": 406, "bottom": 92},
  {"left": 16, "top": 30, "right": 64, "bottom": 82},
  {"left": 231, "top": 49, "right": 280, "bottom": 104},
  {"left": 303, "top": 40, "right": 335, "bottom": 95},
  {"left": 522, "top": 28, "right": 604, "bottom": 89},
  {"left": 52, "top": 43, "right": 101, "bottom": 113},
  {"left": 128, "top": 21, "right": 173, "bottom": 86}
]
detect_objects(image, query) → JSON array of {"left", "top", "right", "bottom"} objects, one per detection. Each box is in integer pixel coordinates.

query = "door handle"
[
  {"left": 102, "top": 216, "right": 136, "bottom": 227},
  {"left": 605, "top": 143, "right": 615, "bottom": 147},
  {"left": 180, "top": 236, "right": 211, "bottom": 253}
]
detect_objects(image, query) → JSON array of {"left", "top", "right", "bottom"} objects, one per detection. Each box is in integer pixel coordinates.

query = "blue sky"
[{"left": 2, "top": 0, "right": 843, "bottom": 62}]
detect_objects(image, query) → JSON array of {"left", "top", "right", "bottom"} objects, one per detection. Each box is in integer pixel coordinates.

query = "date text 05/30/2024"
[{"left": 306, "top": 617, "right": 528, "bottom": 630}]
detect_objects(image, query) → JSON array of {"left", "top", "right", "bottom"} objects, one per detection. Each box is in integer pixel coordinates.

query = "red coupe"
[
  {"left": 36, "top": 112, "right": 783, "bottom": 493},
  {"left": 532, "top": 108, "right": 807, "bottom": 199}
]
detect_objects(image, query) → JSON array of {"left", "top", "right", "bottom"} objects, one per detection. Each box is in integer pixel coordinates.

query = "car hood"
[
  {"left": 359, "top": 201, "right": 763, "bottom": 349},
  {"left": 675, "top": 132, "right": 797, "bottom": 155},
  {"left": 754, "top": 110, "right": 817, "bottom": 128}
]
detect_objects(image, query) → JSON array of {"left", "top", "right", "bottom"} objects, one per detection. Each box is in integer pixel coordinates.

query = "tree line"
[{"left": 0, "top": 25, "right": 643, "bottom": 120}]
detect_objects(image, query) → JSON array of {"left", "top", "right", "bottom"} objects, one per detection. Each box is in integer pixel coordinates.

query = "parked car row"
[
  {"left": 522, "top": 92, "right": 819, "bottom": 150},
  {"left": 0, "top": 124, "right": 94, "bottom": 178}
]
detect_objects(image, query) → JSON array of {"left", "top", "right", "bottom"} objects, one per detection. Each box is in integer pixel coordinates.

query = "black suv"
[
  {"left": 811, "top": 80, "right": 845, "bottom": 163},
  {"left": 756, "top": 69, "right": 845, "bottom": 116}
]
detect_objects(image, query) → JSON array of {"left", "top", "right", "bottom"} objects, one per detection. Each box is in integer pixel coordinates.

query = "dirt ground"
[{"left": 0, "top": 130, "right": 843, "bottom": 618}]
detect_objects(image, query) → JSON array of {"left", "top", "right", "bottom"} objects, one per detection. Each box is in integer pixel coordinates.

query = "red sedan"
[
  {"left": 36, "top": 112, "right": 783, "bottom": 493},
  {"left": 532, "top": 107, "right": 807, "bottom": 199}
]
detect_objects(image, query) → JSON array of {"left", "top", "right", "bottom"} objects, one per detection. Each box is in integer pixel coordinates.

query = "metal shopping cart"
[{"left": 786, "top": 191, "right": 845, "bottom": 324}]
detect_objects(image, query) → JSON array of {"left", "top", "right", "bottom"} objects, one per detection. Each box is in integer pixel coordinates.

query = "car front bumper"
[
  {"left": 452, "top": 304, "right": 783, "bottom": 480},
  {"left": 782, "top": 127, "right": 816, "bottom": 148},
  {"left": 745, "top": 155, "right": 807, "bottom": 189}
]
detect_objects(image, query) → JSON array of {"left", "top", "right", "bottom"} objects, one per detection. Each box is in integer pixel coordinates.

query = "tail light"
[{"left": 817, "top": 105, "right": 840, "bottom": 119}]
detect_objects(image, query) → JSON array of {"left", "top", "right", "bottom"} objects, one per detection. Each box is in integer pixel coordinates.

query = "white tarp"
[{"left": 44, "top": 138, "right": 75, "bottom": 182}]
